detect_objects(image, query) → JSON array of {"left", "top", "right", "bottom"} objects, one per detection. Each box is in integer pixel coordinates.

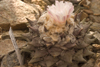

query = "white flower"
[{"left": 47, "top": 0, "right": 74, "bottom": 25}]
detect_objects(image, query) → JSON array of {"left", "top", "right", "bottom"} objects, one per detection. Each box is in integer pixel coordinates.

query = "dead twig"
[{"left": 9, "top": 27, "right": 23, "bottom": 67}]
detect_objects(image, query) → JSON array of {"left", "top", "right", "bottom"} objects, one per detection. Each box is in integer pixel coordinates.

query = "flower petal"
[{"left": 47, "top": 0, "right": 74, "bottom": 24}]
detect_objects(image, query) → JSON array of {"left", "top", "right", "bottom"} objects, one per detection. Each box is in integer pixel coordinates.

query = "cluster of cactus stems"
[{"left": 21, "top": 0, "right": 96, "bottom": 67}]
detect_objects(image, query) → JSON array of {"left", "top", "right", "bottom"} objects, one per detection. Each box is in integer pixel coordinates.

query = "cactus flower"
[{"left": 47, "top": 0, "right": 74, "bottom": 25}]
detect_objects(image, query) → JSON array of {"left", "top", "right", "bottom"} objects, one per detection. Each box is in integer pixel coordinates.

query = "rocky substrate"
[{"left": 0, "top": 0, "right": 100, "bottom": 67}]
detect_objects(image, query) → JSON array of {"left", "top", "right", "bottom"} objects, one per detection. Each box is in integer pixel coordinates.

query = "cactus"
[{"left": 21, "top": 0, "right": 96, "bottom": 67}]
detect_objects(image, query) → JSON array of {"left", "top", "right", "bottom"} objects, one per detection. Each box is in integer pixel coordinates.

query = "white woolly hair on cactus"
[{"left": 47, "top": 0, "right": 74, "bottom": 25}]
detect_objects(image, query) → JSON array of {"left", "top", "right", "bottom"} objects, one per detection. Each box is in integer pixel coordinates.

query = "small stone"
[
  {"left": 82, "top": 4, "right": 90, "bottom": 8},
  {"left": 83, "top": 9, "right": 93, "bottom": 14},
  {"left": 89, "top": 15, "right": 100, "bottom": 22},
  {"left": 86, "top": 0, "right": 91, "bottom": 5},
  {"left": 90, "top": 23, "right": 100, "bottom": 32},
  {"left": 80, "top": 11, "right": 88, "bottom": 21},
  {"left": 92, "top": 44, "right": 100, "bottom": 50},
  {"left": 93, "top": 13, "right": 100, "bottom": 16},
  {"left": 90, "top": 0, "right": 100, "bottom": 22},
  {"left": 91, "top": 0, "right": 100, "bottom": 14}
]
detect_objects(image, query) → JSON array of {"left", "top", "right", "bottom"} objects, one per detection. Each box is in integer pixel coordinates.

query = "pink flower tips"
[{"left": 47, "top": 0, "right": 74, "bottom": 25}]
